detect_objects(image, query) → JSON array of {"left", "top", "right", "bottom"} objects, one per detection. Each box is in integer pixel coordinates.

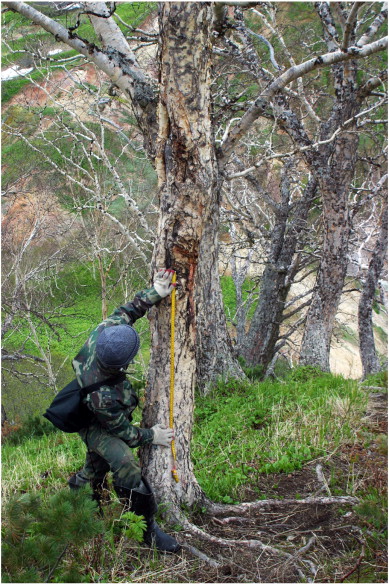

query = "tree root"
[
  {"left": 181, "top": 518, "right": 318, "bottom": 582},
  {"left": 206, "top": 495, "right": 359, "bottom": 516},
  {"left": 175, "top": 495, "right": 362, "bottom": 581},
  {"left": 180, "top": 542, "right": 224, "bottom": 569},
  {"left": 315, "top": 464, "right": 332, "bottom": 496}
]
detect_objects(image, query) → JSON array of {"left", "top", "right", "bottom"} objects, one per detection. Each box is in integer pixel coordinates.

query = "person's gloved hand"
[
  {"left": 153, "top": 268, "right": 176, "bottom": 298},
  {"left": 151, "top": 424, "right": 174, "bottom": 447}
]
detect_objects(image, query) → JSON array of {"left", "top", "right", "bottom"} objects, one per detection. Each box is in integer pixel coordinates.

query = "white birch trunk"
[{"left": 140, "top": 3, "right": 215, "bottom": 511}]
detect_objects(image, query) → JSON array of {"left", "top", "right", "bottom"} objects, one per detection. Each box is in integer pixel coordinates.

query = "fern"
[{"left": 119, "top": 511, "right": 147, "bottom": 543}]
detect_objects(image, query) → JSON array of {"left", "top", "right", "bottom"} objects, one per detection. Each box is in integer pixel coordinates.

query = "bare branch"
[
  {"left": 218, "top": 36, "right": 388, "bottom": 166},
  {"left": 357, "top": 3, "right": 388, "bottom": 47}
]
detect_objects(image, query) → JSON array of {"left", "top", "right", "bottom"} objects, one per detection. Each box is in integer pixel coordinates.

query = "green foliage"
[
  {"left": 288, "top": 365, "right": 327, "bottom": 382},
  {"left": 116, "top": 511, "right": 147, "bottom": 543},
  {"left": 1, "top": 9, "right": 30, "bottom": 26},
  {"left": 1, "top": 68, "right": 47, "bottom": 104},
  {"left": 373, "top": 325, "right": 388, "bottom": 344},
  {"left": 340, "top": 325, "right": 358, "bottom": 345},
  {"left": 355, "top": 490, "right": 388, "bottom": 531},
  {"left": 2, "top": 259, "right": 151, "bottom": 422},
  {"left": 2, "top": 489, "right": 104, "bottom": 583},
  {"left": 1, "top": 357, "right": 74, "bottom": 422},
  {"left": 2, "top": 432, "right": 86, "bottom": 496},
  {"left": 238, "top": 356, "right": 265, "bottom": 381},
  {"left": 193, "top": 370, "right": 367, "bottom": 501},
  {"left": 361, "top": 370, "right": 388, "bottom": 391},
  {"left": 220, "top": 275, "right": 258, "bottom": 323},
  {"left": 2, "top": 127, "right": 43, "bottom": 185}
]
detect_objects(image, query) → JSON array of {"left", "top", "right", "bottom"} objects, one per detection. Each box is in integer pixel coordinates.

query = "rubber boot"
[{"left": 115, "top": 478, "right": 181, "bottom": 553}]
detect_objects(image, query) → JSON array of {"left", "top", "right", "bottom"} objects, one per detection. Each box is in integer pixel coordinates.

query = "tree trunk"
[
  {"left": 358, "top": 198, "right": 388, "bottom": 379},
  {"left": 140, "top": 2, "right": 216, "bottom": 511},
  {"left": 195, "top": 205, "right": 245, "bottom": 391},
  {"left": 241, "top": 178, "right": 317, "bottom": 371},
  {"left": 299, "top": 99, "right": 359, "bottom": 370},
  {"left": 2, "top": 405, "right": 8, "bottom": 427},
  {"left": 299, "top": 169, "right": 354, "bottom": 369},
  {"left": 230, "top": 243, "right": 254, "bottom": 353}
]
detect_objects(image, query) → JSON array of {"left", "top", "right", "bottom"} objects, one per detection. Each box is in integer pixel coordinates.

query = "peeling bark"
[{"left": 141, "top": 2, "right": 217, "bottom": 509}]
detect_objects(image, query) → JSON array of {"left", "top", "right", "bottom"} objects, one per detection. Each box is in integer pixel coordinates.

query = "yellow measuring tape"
[{"left": 169, "top": 272, "right": 179, "bottom": 483}]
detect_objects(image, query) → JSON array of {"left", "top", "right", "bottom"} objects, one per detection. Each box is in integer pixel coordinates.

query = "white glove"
[
  {"left": 151, "top": 424, "right": 174, "bottom": 447},
  {"left": 153, "top": 268, "right": 176, "bottom": 298}
]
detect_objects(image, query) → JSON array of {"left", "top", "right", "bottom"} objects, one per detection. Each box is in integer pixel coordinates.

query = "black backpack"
[{"left": 43, "top": 373, "right": 126, "bottom": 433}]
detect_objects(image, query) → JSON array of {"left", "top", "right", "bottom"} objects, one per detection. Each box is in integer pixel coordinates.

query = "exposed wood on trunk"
[{"left": 141, "top": 2, "right": 216, "bottom": 509}]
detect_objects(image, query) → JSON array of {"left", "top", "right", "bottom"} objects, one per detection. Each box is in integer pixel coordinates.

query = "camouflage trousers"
[{"left": 78, "top": 422, "right": 142, "bottom": 490}]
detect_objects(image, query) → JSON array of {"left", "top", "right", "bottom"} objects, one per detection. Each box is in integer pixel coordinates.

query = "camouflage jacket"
[{"left": 72, "top": 287, "right": 162, "bottom": 447}]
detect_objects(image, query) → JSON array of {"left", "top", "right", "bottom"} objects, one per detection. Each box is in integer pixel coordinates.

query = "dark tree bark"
[
  {"left": 299, "top": 88, "right": 360, "bottom": 370},
  {"left": 195, "top": 206, "right": 245, "bottom": 390},
  {"left": 241, "top": 172, "right": 317, "bottom": 371},
  {"left": 298, "top": 4, "right": 367, "bottom": 369},
  {"left": 358, "top": 196, "right": 388, "bottom": 378},
  {"left": 3, "top": 0, "right": 387, "bottom": 514}
]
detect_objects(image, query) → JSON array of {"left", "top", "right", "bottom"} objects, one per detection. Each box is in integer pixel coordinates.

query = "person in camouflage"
[{"left": 68, "top": 268, "right": 180, "bottom": 553}]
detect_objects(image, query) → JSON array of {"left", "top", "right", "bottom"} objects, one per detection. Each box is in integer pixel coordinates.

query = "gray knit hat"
[{"left": 96, "top": 325, "right": 140, "bottom": 369}]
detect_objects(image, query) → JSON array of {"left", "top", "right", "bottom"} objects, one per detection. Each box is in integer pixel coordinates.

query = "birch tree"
[
  {"left": 358, "top": 175, "right": 388, "bottom": 378},
  {"left": 223, "top": 154, "right": 319, "bottom": 373},
  {"left": 297, "top": 2, "right": 388, "bottom": 370},
  {"left": 2, "top": 64, "right": 157, "bottom": 316},
  {"left": 3, "top": 3, "right": 387, "bottom": 555},
  {"left": 214, "top": 2, "right": 387, "bottom": 373}
]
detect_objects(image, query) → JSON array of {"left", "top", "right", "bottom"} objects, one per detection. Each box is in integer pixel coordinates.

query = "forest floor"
[{"left": 111, "top": 391, "right": 387, "bottom": 583}]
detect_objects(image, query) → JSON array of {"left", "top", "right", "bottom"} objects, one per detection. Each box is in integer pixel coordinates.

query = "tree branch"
[
  {"left": 3, "top": 1, "right": 158, "bottom": 156},
  {"left": 218, "top": 35, "right": 388, "bottom": 166}
]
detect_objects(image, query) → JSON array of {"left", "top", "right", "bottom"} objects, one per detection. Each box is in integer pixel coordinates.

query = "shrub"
[
  {"left": 2, "top": 488, "right": 104, "bottom": 583},
  {"left": 2, "top": 414, "right": 59, "bottom": 446},
  {"left": 288, "top": 365, "right": 327, "bottom": 382}
]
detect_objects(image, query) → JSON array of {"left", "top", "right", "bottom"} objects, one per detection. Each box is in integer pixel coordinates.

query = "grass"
[
  {"left": 2, "top": 369, "right": 370, "bottom": 504},
  {"left": 362, "top": 369, "right": 388, "bottom": 391},
  {"left": 2, "top": 261, "right": 151, "bottom": 421},
  {"left": 220, "top": 275, "right": 258, "bottom": 324},
  {"left": 2, "top": 367, "right": 386, "bottom": 581},
  {"left": 192, "top": 370, "right": 368, "bottom": 501},
  {"left": 1, "top": 161, "right": 386, "bottom": 574}
]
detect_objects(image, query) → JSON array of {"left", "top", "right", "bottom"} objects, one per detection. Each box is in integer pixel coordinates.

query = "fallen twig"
[
  {"left": 339, "top": 528, "right": 366, "bottom": 582},
  {"left": 296, "top": 535, "right": 316, "bottom": 556},
  {"left": 316, "top": 464, "right": 332, "bottom": 496},
  {"left": 212, "top": 516, "right": 252, "bottom": 525}
]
